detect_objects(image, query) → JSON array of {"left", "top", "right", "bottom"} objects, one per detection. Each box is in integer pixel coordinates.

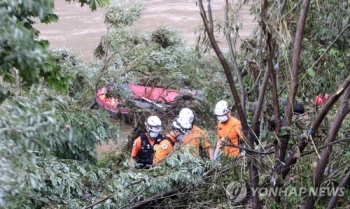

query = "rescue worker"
[
  {"left": 153, "top": 117, "right": 192, "bottom": 164},
  {"left": 130, "top": 116, "right": 163, "bottom": 169},
  {"left": 213, "top": 100, "right": 244, "bottom": 160},
  {"left": 178, "top": 108, "right": 214, "bottom": 160}
]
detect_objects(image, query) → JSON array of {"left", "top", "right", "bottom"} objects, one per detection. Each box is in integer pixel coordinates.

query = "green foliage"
[
  {"left": 0, "top": 0, "right": 110, "bottom": 104},
  {"left": 90, "top": 148, "right": 246, "bottom": 208},
  {"left": 104, "top": 0, "right": 143, "bottom": 26},
  {"left": 0, "top": 89, "right": 119, "bottom": 160},
  {"left": 0, "top": 90, "right": 120, "bottom": 208},
  {"left": 151, "top": 26, "right": 184, "bottom": 48},
  {"left": 2, "top": 0, "right": 350, "bottom": 208},
  {"left": 1, "top": 120, "right": 243, "bottom": 208},
  {"left": 0, "top": 0, "right": 70, "bottom": 94},
  {"left": 51, "top": 48, "right": 101, "bottom": 105},
  {"left": 238, "top": 0, "right": 350, "bottom": 104}
]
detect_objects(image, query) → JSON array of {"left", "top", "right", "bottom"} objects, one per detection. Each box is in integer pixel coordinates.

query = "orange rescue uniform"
[
  {"left": 182, "top": 125, "right": 211, "bottom": 155},
  {"left": 131, "top": 135, "right": 156, "bottom": 158},
  {"left": 217, "top": 116, "right": 243, "bottom": 157},
  {"left": 153, "top": 134, "right": 177, "bottom": 164}
]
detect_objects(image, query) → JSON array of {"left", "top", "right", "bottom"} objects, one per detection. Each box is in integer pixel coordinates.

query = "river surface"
[{"left": 35, "top": 0, "right": 255, "bottom": 158}]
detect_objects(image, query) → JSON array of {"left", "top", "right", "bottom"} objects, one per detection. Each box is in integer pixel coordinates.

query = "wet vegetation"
[{"left": 1, "top": 0, "right": 350, "bottom": 208}]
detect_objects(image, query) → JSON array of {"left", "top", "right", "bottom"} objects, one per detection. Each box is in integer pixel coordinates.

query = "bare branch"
[
  {"left": 207, "top": 0, "right": 214, "bottom": 36},
  {"left": 301, "top": 137, "right": 350, "bottom": 157},
  {"left": 277, "top": 0, "right": 287, "bottom": 22},
  {"left": 246, "top": 69, "right": 262, "bottom": 96},
  {"left": 226, "top": 143, "right": 274, "bottom": 155},
  {"left": 225, "top": 0, "right": 246, "bottom": 113},
  {"left": 127, "top": 187, "right": 185, "bottom": 209},
  {"left": 251, "top": 67, "right": 269, "bottom": 142},
  {"left": 310, "top": 24, "right": 350, "bottom": 71}
]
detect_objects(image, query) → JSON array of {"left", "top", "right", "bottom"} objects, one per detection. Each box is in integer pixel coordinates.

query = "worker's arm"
[
  {"left": 208, "top": 147, "right": 214, "bottom": 160},
  {"left": 236, "top": 124, "right": 244, "bottom": 139},
  {"left": 153, "top": 141, "right": 171, "bottom": 164},
  {"left": 213, "top": 137, "right": 225, "bottom": 160},
  {"left": 130, "top": 137, "right": 141, "bottom": 168},
  {"left": 130, "top": 157, "right": 138, "bottom": 168}
]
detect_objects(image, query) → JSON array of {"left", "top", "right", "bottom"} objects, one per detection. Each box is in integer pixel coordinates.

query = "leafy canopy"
[{"left": 0, "top": 0, "right": 109, "bottom": 103}]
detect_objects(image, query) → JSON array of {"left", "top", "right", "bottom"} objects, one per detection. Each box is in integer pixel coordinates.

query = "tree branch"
[
  {"left": 207, "top": 0, "right": 214, "bottom": 36},
  {"left": 226, "top": 143, "right": 274, "bottom": 155},
  {"left": 246, "top": 68, "right": 262, "bottom": 96},
  {"left": 83, "top": 178, "right": 146, "bottom": 209},
  {"left": 310, "top": 24, "right": 350, "bottom": 71},
  {"left": 119, "top": 166, "right": 223, "bottom": 209},
  {"left": 224, "top": 0, "right": 246, "bottom": 113},
  {"left": 252, "top": 67, "right": 269, "bottom": 143},
  {"left": 300, "top": 137, "right": 350, "bottom": 157},
  {"left": 127, "top": 187, "right": 185, "bottom": 209},
  {"left": 25, "top": 195, "right": 53, "bottom": 207},
  {"left": 277, "top": 0, "right": 287, "bottom": 22},
  {"left": 259, "top": 0, "right": 282, "bottom": 172}
]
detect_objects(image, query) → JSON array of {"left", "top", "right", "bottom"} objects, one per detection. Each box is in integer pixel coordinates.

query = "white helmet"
[
  {"left": 172, "top": 117, "right": 191, "bottom": 134},
  {"left": 145, "top": 116, "right": 162, "bottom": 132},
  {"left": 178, "top": 108, "right": 194, "bottom": 124},
  {"left": 214, "top": 100, "right": 230, "bottom": 115}
]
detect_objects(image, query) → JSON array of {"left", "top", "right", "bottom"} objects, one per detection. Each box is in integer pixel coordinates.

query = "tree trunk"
[{"left": 280, "top": 0, "right": 311, "bottom": 162}]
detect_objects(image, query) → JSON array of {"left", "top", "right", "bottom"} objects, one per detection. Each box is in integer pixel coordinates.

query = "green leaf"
[
  {"left": 306, "top": 68, "right": 315, "bottom": 78},
  {"left": 338, "top": 62, "right": 345, "bottom": 68}
]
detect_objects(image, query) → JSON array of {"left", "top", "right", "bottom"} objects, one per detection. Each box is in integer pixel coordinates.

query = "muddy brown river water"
[{"left": 35, "top": 0, "right": 255, "bottom": 158}]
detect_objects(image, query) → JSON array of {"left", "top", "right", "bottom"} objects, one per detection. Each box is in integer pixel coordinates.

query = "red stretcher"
[{"left": 95, "top": 83, "right": 204, "bottom": 115}]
